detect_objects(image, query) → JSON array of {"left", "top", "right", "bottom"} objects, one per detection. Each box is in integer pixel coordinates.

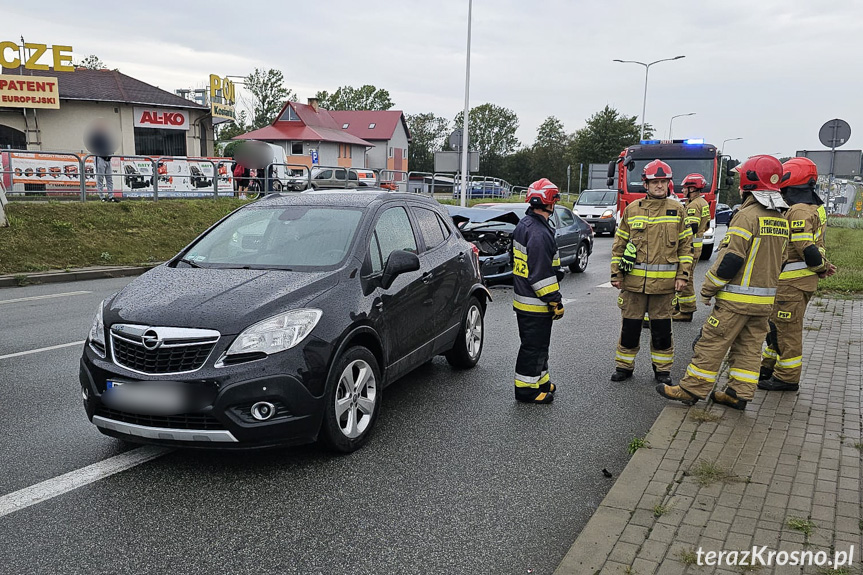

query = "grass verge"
[
  {"left": 819, "top": 225, "right": 863, "bottom": 293},
  {"left": 0, "top": 199, "right": 249, "bottom": 274}
]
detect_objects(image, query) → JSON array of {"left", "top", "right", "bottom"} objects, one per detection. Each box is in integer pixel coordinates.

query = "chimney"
[{"left": 307, "top": 97, "right": 319, "bottom": 112}]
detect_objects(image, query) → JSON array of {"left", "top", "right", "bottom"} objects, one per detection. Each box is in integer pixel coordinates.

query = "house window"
[
  {"left": 342, "top": 123, "right": 349, "bottom": 129},
  {"left": 280, "top": 106, "right": 300, "bottom": 121},
  {"left": 369, "top": 123, "right": 376, "bottom": 129},
  {"left": 291, "top": 142, "right": 303, "bottom": 155},
  {"left": 388, "top": 147, "right": 394, "bottom": 158}
]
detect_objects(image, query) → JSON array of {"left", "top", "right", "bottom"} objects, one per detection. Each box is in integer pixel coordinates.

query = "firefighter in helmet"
[
  {"left": 610, "top": 160, "right": 694, "bottom": 384},
  {"left": 512, "top": 178, "right": 565, "bottom": 404},
  {"left": 657, "top": 155, "right": 788, "bottom": 409},
  {"left": 672, "top": 173, "right": 712, "bottom": 322},
  {"left": 759, "top": 158, "right": 836, "bottom": 391}
]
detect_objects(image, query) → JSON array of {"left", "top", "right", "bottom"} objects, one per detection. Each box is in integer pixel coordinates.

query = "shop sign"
[
  {"left": 209, "top": 74, "right": 236, "bottom": 122},
  {"left": 0, "top": 41, "right": 74, "bottom": 71},
  {"left": 133, "top": 108, "right": 189, "bottom": 130},
  {"left": 0, "top": 76, "right": 60, "bottom": 109}
]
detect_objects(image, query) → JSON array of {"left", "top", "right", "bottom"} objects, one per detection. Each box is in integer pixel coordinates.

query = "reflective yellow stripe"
[
  {"left": 779, "top": 268, "right": 817, "bottom": 280},
  {"left": 791, "top": 233, "right": 814, "bottom": 242},
  {"left": 615, "top": 228, "right": 630, "bottom": 240},
  {"left": 762, "top": 348, "right": 778, "bottom": 359},
  {"left": 679, "top": 256, "right": 694, "bottom": 264},
  {"left": 715, "top": 291, "right": 775, "bottom": 305},
  {"left": 552, "top": 258, "right": 561, "bottom": 267},
  {"left": 651, "top": 352, "right": 673, "bottom": 362},
  {"left": 686, "top": 364, "right": 718, "bottom": 382},
  {"left": 728, "top": 227, "right": 753, "bottom": 241},
  {"left": 693, "top": 240, "right": 703, "bottom": 248},
  {"left": 615, "top": 351, "right": 636, "bottom": 364},
  {"left": 629, "top": 216, "right": 681, "bottom": 224},
  {"left": 531, "top": 276, "right": 558, "bottom": 292},
  {"left": 515, "top": 372, "right": 550, "bottom": 388},
  {"left": 676, "top": 295, "right": 697, "bottom": 303},
  {"left": 679, "top": 228, "right": 693, "bottom": 240},
  {"left": 741, "top": 237, "right": 761, "bottom": 287},
  {"left": 684, "top": 216, "right": 700, "bottom": 225},
  {"left": 513, "top": 248, "right": 527, "bottom": 260},
  {"left": 729, "top": 368, "right": 759, "bottom": 384},
  {"left": 629, "top": 269, "right": 677, "bottom": 279},
  {"left": 535, "top": 283, "right": 560, "bottom": 297},
  {"left": 706, "top": 271, "right": 728, "bottom": 287},
  {"left": 776, "top": 355, "right": 803, "bottom": 368},
  {"left": 611, "top": 257, "right": 621, "bottom": 263}
]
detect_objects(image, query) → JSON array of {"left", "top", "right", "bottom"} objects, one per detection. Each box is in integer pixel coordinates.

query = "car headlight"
[
  {"left": 226, "top": 309, "right": 322, "bottom": 357},
  {"left": 88, "top": 301, "right": 106, "bottom": 358},
  {"left": 600, "top": 209, "right": 614, "bottom": 219},
  {"left": 704, "top": 227, "right": 715, "bottom": 239}
]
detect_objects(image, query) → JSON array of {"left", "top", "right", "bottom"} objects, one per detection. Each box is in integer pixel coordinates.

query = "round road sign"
[
  {"left": 819, "top": 119, "right": 851, "bottom": 149},
  {"left": 448, "top": 129, "right": 464, "bottom": 151}
]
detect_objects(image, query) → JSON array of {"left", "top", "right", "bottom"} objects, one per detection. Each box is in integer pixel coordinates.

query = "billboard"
[
  {"left": 0, "top": 76, "right": 59, "bottom": 109},
  {"left": 796, "top": 150, "right": 863, "bottom": 177},
  {"left": 434, "top": 151, "right": 479, "bottom": 173},
  {"left": 133, "top": 108, "right": 189, "bottom": 130}
]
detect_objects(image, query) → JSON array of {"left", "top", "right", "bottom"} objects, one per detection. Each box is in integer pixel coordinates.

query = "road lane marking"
[
  {"left": 0, "top": 446, "right": 172, "bottom": 518},
  {"left": 596, "top": 282, "right": 615, "bottom": 288},
  {"left": 0, "top": 291, "right": 92, "bottom": 305},
  {"left": 0, "top": 340, "right": 85, "bottom": 360}
]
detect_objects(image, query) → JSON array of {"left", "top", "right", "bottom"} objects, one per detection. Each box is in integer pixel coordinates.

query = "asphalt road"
[{"left": 0, "top": 232, "right": 723, "bottom": 575}]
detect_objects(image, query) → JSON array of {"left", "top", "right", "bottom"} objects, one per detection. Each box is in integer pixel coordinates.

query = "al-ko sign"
[
  {"left": 133, "top": 108, "right": 189, "bottom": 130},
  {"left": 0, "top": 41, "right": 74, "bottom": 71}
]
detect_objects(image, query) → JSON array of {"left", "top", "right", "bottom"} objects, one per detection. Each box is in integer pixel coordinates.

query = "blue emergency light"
[
  {"left": 639, "top": 139, "right": 661, "bottom": 145},
  {"left": 684, "top": 138, "right": 704, "bottom": 145}
]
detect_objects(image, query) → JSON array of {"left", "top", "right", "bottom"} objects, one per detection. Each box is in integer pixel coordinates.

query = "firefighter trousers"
[
  {"left": 679, "top": 305, "right": 770, "bottom": 401},
  {"left": 615, "top": 291, "right": 674, "bottom": 373},
  {"left": 675, "top": 246, "right": 702, "bottom": 313},
  {"left": 761, "top": 286, "right": 813, "bottom": 384},
  {"left": 515, "top": 313, "right": 554, "bottom": 398}
]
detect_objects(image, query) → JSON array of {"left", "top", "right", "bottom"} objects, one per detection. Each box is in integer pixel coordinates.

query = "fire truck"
[{"left": 607, "top": 139, "right": 722, "bottom": 260}]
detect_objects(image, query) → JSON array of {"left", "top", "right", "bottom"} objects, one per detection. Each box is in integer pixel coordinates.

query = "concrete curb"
[{"left": 0, "top": 265, "right": 158, "bottom": 288}]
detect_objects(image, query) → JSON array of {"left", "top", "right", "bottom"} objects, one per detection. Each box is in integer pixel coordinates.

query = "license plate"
[{"left": 106, "top": 380, "right": 127, "bottom": 389}]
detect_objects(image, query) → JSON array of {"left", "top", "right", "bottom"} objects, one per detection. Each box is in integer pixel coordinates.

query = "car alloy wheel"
[
  {"left": 446, "top": 297, "right": 484, "bottom": 369},
  {"left": 570, "top": 243, "right": 589, "bottom": 273},
  {"left": 465, "top": 304, "right": 483, "bottom": 360},
  {"left": 335, "top": 358, "right": 377, "bottom": 439}
]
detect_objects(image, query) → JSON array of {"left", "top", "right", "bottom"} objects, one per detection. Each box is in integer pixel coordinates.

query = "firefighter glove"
[
  {"left": 549, "top": 301, "right": 564, "bottom": 321},
  {"left": 619, "top": 242, "right": 637, "bottom": 273}
]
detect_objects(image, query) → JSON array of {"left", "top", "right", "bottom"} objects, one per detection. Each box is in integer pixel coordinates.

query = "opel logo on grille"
[{"left": 141, "top": 329, "right": 162, "bottom": 350}]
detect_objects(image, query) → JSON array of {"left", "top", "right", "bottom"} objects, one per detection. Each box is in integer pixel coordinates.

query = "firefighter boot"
[
  {"left": 610, "top": 368, "right": 633, "bottom": 382},
  {"left": 652, "top": 365, "right": 672, "bottom": 385},
  {"left": 655, "top": 384, "right": 699, "bottom": 405},
  {"left": 515, "top": 388, "right": 555, "bottom": 404},
  {"left": 711, "top": 387, "right": 748, "bottom": 411},
  {"left": 671, "top": 310, "right": 693, "bottom": 322},
  {"left": 539, "top": 380, "right": 557, "bottom": 394},
  {"left": 757, "top": 376, "right": 799, "bottom": 392},
  {"left": 759, "top": 366, "right": 773, "bottom": 382}
]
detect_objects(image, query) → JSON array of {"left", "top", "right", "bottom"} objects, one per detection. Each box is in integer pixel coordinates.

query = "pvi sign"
[{"left": 133, "top": 107, "right": 189, "bottom": 131}]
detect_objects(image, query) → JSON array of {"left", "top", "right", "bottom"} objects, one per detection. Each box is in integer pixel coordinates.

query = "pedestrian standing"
[
  {"left": 610, "top": 160, "right": 694, "bottom": 385},
  {"left": 759, "top": 158, "right": 836, "bottom": 391},
  {"left": 657, "top": 155, "right": 788, "bottom": 409},
  {"left": 512, "top": 178, "right": 565, "bottom": 404},
  {"left": 672, "top": 173, "right": 712, "bottom": 321},
  {"left": 85, "top": 120, "right": 116, "bottom": 201}
]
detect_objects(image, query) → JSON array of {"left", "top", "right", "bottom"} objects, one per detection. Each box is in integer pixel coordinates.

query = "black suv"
[{"left": 80, "top": 191, "right": 489, "bottom": 452}]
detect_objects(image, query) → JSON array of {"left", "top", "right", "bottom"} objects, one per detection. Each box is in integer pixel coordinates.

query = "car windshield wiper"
[{"left": 178, "top": 257, "right": 202, "bottom": 268}]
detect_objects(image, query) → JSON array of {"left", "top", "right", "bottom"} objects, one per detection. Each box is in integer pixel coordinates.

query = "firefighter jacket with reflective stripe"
[
  {"left": 701, "top": 196, "right": 788, "bottom": 316},
  {"left": 778, "top": 203, "right": 829, "bottom": 292},
  {"left": 685, "top": 195, "right": 711, "bottom": 248},
  {"left": 512, "top": 209, "right": 562, "bottom": 316},
  {"left": 611, "top": 197, "right": 693, "bottom": 294}
]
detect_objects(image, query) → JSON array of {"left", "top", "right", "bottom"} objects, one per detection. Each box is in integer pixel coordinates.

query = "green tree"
[
  {"left": 453, "top": 104, "right": 520, "bottom": 176},
  {"left": 76, "top": 54, "right": 104, "bottom": 69},
  {"left": 246, "top": 68, "right": 294, "bottom": 129},
  {"left": 566, "top": 106, "right": 653, "bottom": 189},
  {"left": 501, "top": 148, "right": 536, "bottom": 188},
  {"left": 531, "top": 116, "right": 568, "bottom": 189},
  {"left": 315, "top": 85, "right": 394, "bottom": 111},
  {"left": 405, "top": 113, "right": 450, "bottom": 173}
]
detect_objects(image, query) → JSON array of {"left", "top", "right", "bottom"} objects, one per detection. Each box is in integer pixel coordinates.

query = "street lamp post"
[
  {"left": 459, "top": 0, "right": 473, "bottom": 208},
  {"left": 613, "top": 55, "right": 685, "bottom": 141},
  {"left": 720, "top": 137, "right": 742, "bottom": 156},
  {"left": 668, "top": 112, "right": 695, "bottom": 139}
]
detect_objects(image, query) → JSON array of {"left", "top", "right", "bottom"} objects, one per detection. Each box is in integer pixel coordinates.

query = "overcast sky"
[{"left": 2, "top": 0, "right": 862, "bottom": 160}]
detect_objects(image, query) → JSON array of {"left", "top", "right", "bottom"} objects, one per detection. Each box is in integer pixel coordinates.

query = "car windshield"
[
  {"left": 627, "top": 159, "right": 715, "bottom": 194},
  {"left": 576, "top": 191, "right": 616, "bottom": 206},
  {"left": 182, "top": 206, "right": 364, "bottom": 270}
]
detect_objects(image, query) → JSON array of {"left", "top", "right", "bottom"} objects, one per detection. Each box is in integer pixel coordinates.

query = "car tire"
[
  {"left": 319, "top": 346, "right": 382, "bottom": 453},
  {"left": 272, "top": 180, "right": 283, "bottom": 192},
  {"left": 569, "top": 242, "right": 589, "bottom": 273},
  {"left": 699, "top": 242, "right": 713, "bottom": 261},
  {"left": 445, "top": 297, "right": 484, "bottom": 369},
  {"left": 608, "top": 224, "right": 616, "bottom": 237}
]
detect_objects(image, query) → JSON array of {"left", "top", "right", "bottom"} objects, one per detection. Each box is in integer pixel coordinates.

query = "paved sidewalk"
[
  {"left": 556, "top": 297, "right": 863, "bottom": 575},
  {"left": 0, "top": 264, "right": 156, "bottom": 287}
]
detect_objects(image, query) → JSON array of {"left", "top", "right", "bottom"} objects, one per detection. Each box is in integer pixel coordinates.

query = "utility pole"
[{"left": 566, "top": 164, "right": 571, "bottom": 198}]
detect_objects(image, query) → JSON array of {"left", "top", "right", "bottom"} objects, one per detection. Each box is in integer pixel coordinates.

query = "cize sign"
[{"left": 133, "top": 108, "right": 189, "bottom": 130}]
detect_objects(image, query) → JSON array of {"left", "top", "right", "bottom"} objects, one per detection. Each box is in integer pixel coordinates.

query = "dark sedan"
[
  {"left": 450, "top": 202, "right": 594, "bottom": 282},
  {"left": 715, "top": 203, "right": 733, "bottom": 226},
  {"left": 80, "top": 191, "right": 490, "bottom": 452}
]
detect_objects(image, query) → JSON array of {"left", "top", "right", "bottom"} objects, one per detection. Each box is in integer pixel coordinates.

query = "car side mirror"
[
  {"left": 381, "top": 250, "right": 420, "bottom": 290},
  {"left": 606, "top": 177, "right": 615, "bottom": 187},
  {"left": 606, "top": 161, "right": 616, "bottom": 178},
  {"left": 726, "top": 159, "right": 739, "bottom": 172},
  {"left": 725, "top": 176, "right": 735, "bottom": 186}
]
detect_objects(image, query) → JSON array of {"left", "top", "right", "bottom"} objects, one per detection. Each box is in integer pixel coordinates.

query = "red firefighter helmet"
[
  {"left": 526, "top": 178, "right": 561, "bottom": 208},
  {"left": 642, "top": 159, "right": 672, "bottom": 181},
  {"left": 682, "top": 173, "right": 708, "bottom": 190},
  {"left": 735, "top": 155, "right": 783, "bottom": 192},
  {"left": 780, "top": 157, "right": 818, "bottom": 189}
]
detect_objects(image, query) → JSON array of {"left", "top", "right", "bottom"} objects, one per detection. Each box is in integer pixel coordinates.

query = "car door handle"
[
  {"left": 421, "top": 272, "right": 433, "bottom": 284},
  {"left": 375, "top": 301, "right": 384, "bottom": 311},
  {"left": 457, "top": 252, "right": 465, "bottom": 262}
]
